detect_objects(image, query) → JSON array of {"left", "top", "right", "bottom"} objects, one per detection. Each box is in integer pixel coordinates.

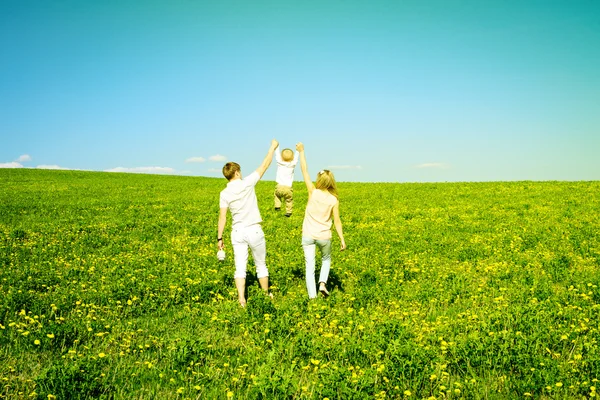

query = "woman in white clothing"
[{"left": 296, "top": 142, "right": 346, "bottom": 298}]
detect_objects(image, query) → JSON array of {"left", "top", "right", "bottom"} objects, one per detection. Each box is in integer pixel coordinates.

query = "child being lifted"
[{"left": 273, "top": 145, "right": 299, "bottom": 217}]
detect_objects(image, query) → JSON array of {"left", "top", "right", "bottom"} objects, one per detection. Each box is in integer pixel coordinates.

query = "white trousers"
[
  {"left": 231, "top": 224, "right": 268, "bottom": 279},
  {"left": 302, "top": 237, "right": 331, "bottom": 298}
]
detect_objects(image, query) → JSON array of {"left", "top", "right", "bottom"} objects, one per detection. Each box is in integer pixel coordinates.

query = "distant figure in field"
[
  {"left": 217, "top": 139, "right": 279, "bottom": 307},
  {"left": 273, "top": 145, "right": 299, "bottom": 217},
  {"left": 296, "top": 142, "right": 346, "bottom": 298}
]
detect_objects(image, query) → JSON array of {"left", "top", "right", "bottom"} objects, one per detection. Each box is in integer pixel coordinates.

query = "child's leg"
[
  {"left": 283, "top": 187, "right": 293, "bottom": 214},
  {"left": 317, "top": 239, "right": 332, "bottom": 285},
  {"left": 274, "top": 186, "right": 282, "bottom": 210},
  {"left": 302, "top": 237, "right": 317, "bottom": 298}
]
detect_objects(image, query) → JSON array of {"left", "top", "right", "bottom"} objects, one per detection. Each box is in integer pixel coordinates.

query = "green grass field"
[{"left": 1, "top": 169, "right": 599, "bottom": 399}]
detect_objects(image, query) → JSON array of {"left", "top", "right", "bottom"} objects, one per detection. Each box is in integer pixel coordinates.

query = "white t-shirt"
[
  {"left": 275, "top": 146, "right": 299, "bottom": 187},
  {"left": 219, "top": 171, "right": 262, "bottom": 229}
]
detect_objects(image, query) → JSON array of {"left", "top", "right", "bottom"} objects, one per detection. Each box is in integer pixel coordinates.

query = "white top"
[
  {"left": 302, "top": 189, "right": 338, "bottom": 240},
  {"left": 275, "top": 146, "right": 299, "bottom": 187},
  {"left": 219, "top": 171, "right": 262, "bottom": 229}
]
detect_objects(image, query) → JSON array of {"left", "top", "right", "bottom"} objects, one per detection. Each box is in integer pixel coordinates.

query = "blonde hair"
[
  {"left": 315, "top": 170, "right": 338, "bottom": 198},
  {"left": 281, "top": 148, "right": 294, "bottom": 162},
  {"left": 222, "top": 162, "right": 240, "bottom": 181}
]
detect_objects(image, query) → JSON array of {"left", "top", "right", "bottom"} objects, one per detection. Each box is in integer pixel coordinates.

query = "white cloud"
[
  {"left": 185, "top": 156, "right": 206, "bottom": 163},
  {"left": 209, "top": 154, "right": 227, "bottom": 162},
  {"left": 17, "top": 154, "right": 32, "bottom": 162},
  {"left": 327, "top": 165, "right": 363, "bottom": 170},
  {"left": 0, "top": 162, "right": 23, "bottom": 168},
  {"left": 414, "top": 163, "right": 450, "bottom": 169},
  {"left": 37, "top": 164, "right": 69, "bottom": 170},
  {"left": 105, "top": 166, "right": 176, "bottom": 174}
]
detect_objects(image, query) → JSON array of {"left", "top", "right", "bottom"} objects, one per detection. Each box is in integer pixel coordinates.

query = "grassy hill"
[{"left": 1, "top": 169, "right": 599, "bottom": 399}]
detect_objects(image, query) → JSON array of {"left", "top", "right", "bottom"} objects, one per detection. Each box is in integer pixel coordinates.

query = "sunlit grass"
[{"left": 1, "top": 169, "right": 599, "bottom": 399}]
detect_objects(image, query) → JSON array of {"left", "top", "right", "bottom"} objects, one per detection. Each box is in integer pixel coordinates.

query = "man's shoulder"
[
  {"left": 244, "top": 171, "right": 260, "bottom": 184},
  {"left": 220, "top": 184, "right": 235, "bottom": 199}
]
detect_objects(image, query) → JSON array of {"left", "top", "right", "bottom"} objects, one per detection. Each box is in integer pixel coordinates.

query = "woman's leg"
[
  {"left": 317, "top": 239, "right": 332, "bottom": 285},
  {"left": 302, "top": 237, "right": 317, "bottom": 298}
]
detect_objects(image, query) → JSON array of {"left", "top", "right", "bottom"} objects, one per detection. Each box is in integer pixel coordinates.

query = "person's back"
[
  {"left": 302, "top": 188, "right": 338, "bottom": 240},
  {"left": 295, "top": 143, "right": 346, "bottom": 299},
  {"left": 217, "top": 140, "right": 279, "bottom": 307},
  {"left": 275, "top": 153, "right": 297, "bottom": 186},
  {"left": 220, "top": 171, "right": 261, "bottom": 229}
]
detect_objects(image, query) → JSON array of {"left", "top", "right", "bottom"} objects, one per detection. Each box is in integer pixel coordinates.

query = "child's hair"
[
  {"left": 315, "top": 170, "right": 338, "bottom": 198},
  {"left": 222, "top": 162, "right": 241, "bottom": 180},
  {"left": 281, "top": 148, "right": 294, "bottom": 162}
]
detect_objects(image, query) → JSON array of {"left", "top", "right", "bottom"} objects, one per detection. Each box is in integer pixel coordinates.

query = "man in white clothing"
[
  {"left": 217, "top": 139, "right": 278, "bottom": 307},
  {"left": 273, "top": 146, "right": 299, "bottom": 217}
]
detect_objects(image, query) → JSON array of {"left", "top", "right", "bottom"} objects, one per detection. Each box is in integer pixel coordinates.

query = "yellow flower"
[
  {"left": 227, "top": 391, "right": 234, "bottom": 398},
  {"left": 98, "top": 353, "right": 106, "bottom": 358},
  {"left": 47, "top": 333, "right": 55, "bottom": 339},
  {"left": 34, "top": 339, "right": 41, "bottom": 345}
]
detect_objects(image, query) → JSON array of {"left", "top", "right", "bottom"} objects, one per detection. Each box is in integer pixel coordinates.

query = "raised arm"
[
  {"left": 275, "top": 145, "right": 282, "bottom": 163},
  {"left": 296, "top": 142, "right": 314, "bottom": 194},
  {"left": 332, "top": 203, "right": 346, "bottom": 251},
  {"left": 255, "top": 139, "right": 279, "bottom": 178}
]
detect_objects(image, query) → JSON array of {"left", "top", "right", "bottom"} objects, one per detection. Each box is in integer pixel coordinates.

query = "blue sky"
[{"left": 1, "top": 0, "right": 599, "bottom": 182}]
